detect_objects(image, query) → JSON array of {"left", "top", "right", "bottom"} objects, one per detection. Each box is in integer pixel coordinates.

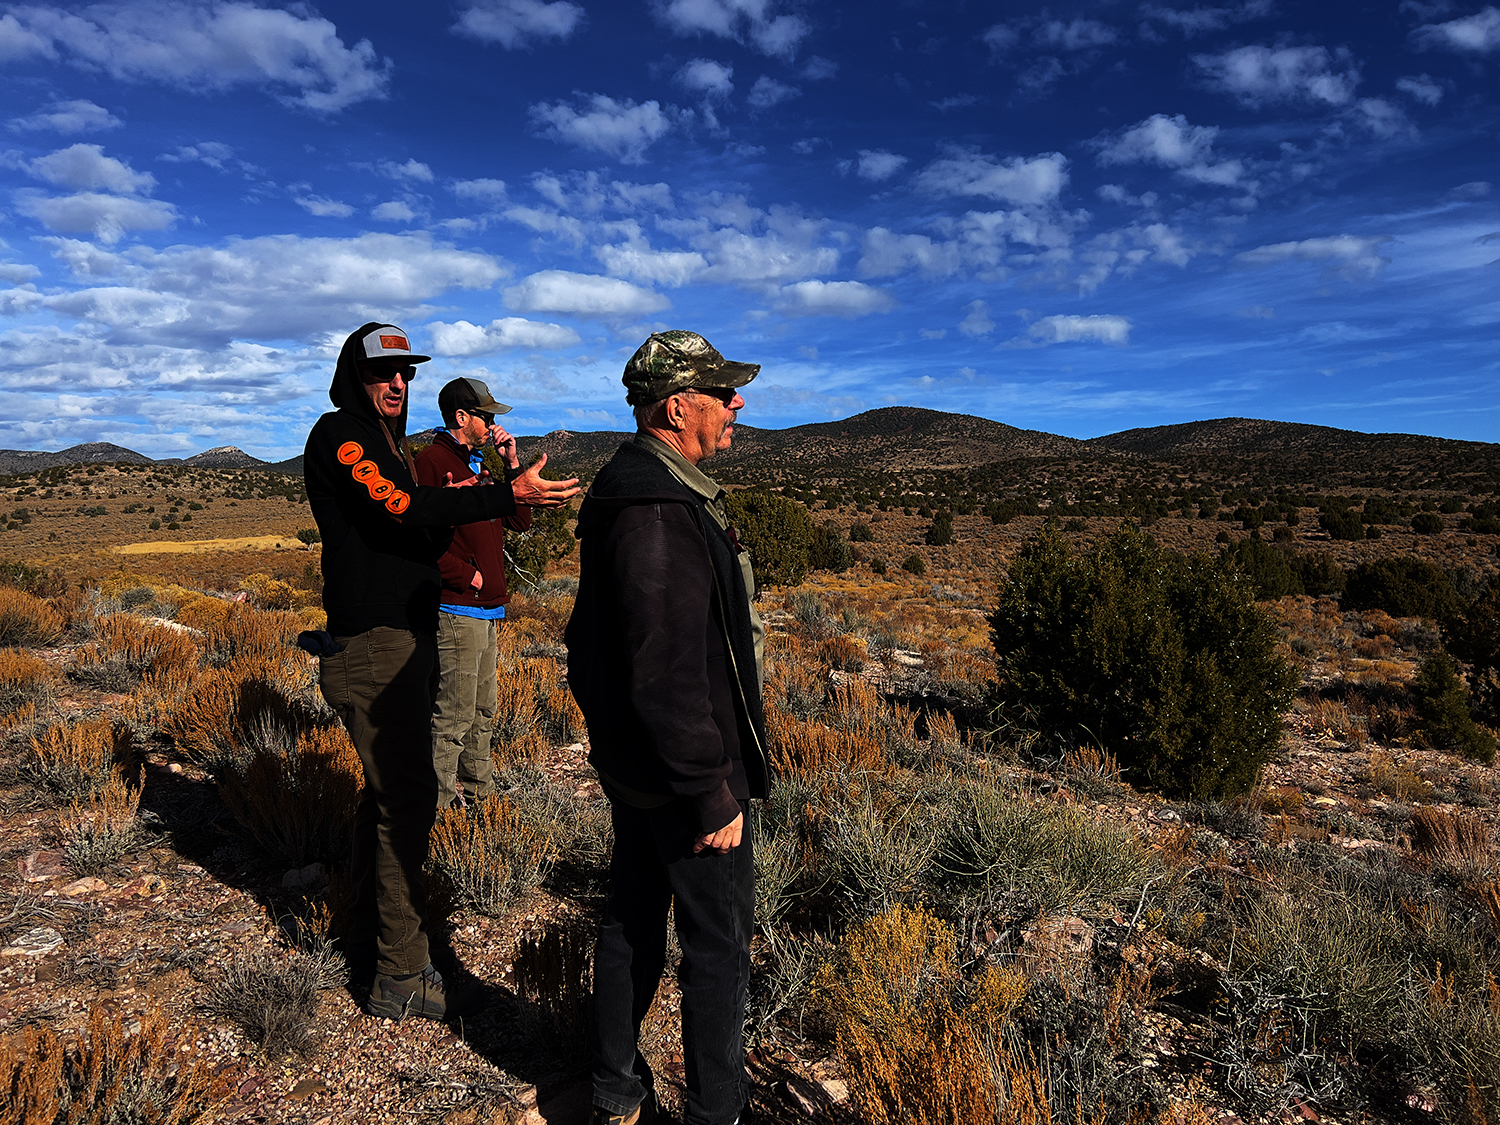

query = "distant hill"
[{"left": 0, "top": 410, "right": 1493, "bottom": 482}]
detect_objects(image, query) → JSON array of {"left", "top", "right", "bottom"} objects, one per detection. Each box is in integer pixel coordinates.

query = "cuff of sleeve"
[
  {"left": 695, "top": 784, "right": 740, "bottom": 836},
  {"left": 504, "top": 463, "right": 525, "bottom": 483}
]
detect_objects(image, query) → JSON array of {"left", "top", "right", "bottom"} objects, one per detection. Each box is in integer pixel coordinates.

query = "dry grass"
[
  {"left": 0, "top": 1003, "right": 223, "bottom": 1123},
  {"left": 21, "top": 717, "right": 132, "bottom": 800},
  {"left": 493, "top": 659, "right": 551, "bottom": 764},
  {"left": 72, "top": 613, "right": 199, "bottom": 691},
  {"left": 57, "top": 766, "right": 144, "bottom": 875},
  {"left": 198, "top": 603, "right": 304, "bottom": 664},
  {"left": 215, "top": 723, "right": 363, "bottom": 867},
  {"left": 428, "top": 796, "right": 550, "bottom": 915},
  {"left": 768, "top": 708, "right": 886, "bottom": 776},
  {"left": 0, "top": 646, "right": 56, "bottom": 720},
  {"left": 1357, "top": 750, "right": 1436, "bottom": 801},
  {"left": 0, "top": 586, "right": 64, "bottom": 647},
  {"left": 161, "top": 651, "right": 314, "bottom": 764},
  {"left": 1410, "top": 806, "right": 1493, "bottom": 870}
]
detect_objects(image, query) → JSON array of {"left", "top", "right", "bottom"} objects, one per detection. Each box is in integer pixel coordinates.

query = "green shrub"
[
  {"left": 849, "top": 521, "right": 874, "bottom": 542},
  {"left": 1290, "top": 550, "right": 1346, "bottom": 595},
  {"left": 1319, "top": 506, "right": 1365, "bottom": 541},
  {"left": 1410, "top": 650, "right": 1497, "bottom": 763},
  {"left": 507, "top": 504, "right": 577, "bottom": 588},
  {"left": 1222, "top": 538, "right": 1303, "bottom": 599},
  {"left": 1411, "top": 512, "right": 1444, "bottom": 535},
  {"left": 724, "top": 488, "right": 815, "bottom": 588},
  {"left": 295, "top": 527, "right": 321, "bottom": 545},
  {"left": 1343, "top": 557, "right": 1461, "bottom": 621},
  {"left": 810, "top": 523, "right": 853, "bottom": 573},
  {"left": 925, "top": 510, "right": 954, "bottom": 547},
  {"left": 990, "top": 526, "right": 1298, "bottom": 800},
  {"left": 871, "top": 557, "right": 888, "bottom": 575},
  {"left": 901, "top": 553, "right": 926, "bottom": 576}
]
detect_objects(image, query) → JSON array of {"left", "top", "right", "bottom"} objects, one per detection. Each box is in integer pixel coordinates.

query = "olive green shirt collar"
[{"left": 633, "top": 432, "right": 725, "bottom": 521}]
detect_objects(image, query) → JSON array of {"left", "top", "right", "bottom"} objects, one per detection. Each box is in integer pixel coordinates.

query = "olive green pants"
[
  {"left": 431, "top": 612, "right": 499, "bottom": 810},
  {"left": 319, "top": 627, "right": 439, "bottom": 978}
]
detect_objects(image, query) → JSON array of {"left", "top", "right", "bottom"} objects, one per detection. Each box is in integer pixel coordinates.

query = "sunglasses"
[
  {"left": 464, "top": 409, "right": 496, "bottom": 425},
  {"left": 687, "top": 386, "right": 737, "bottom": 406},
  {"left": 360, "top": 364, "right": 417, "bottom": 383}
]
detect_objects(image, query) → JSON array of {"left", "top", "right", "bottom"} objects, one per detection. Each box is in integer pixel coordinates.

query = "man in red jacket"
[{"left": 415, "top": 377, "right": 534, "bottom": 810}]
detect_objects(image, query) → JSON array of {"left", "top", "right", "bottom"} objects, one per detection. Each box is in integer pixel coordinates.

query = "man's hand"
[
  {"left": 470, "top": 569, "right": 483, "bottom": 592},
  {"left": 693, "top": 812, "right": 743, "bottom": 855},
  {"left": 490, "top": 423, "right": 520, "bottom": 469},
  {"left": 511, "top": 453, "right": 580, "bottom": 508},
  {"left": 444, "top": 470, "right": 492, "bottom": 488}
]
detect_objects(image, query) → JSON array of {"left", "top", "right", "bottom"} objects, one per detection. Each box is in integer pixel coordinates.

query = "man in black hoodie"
[
  {"left": 305, "top": 322, "right": 578, "bottom": 1022},
  {"left": 565, "top": 330, "right": 771, "bottom": 1125}
]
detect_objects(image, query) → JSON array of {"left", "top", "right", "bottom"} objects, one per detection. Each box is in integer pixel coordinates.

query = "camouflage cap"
[{"left": 622, "top": 330, "right": 760, "bottom": 405}]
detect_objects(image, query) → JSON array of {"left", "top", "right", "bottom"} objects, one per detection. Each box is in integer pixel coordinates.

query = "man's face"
[
  {"left": 455, "top": 408, "right": 492, "bottom": 450},
  {"left": 361, "top": 363, "right": 411, "bottom": 419},
  {"left": 685, "top": 386, "right": 744, "bottom": 461}
]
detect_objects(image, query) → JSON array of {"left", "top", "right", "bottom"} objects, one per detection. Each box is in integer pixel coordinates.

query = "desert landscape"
[{"left": 2, "top": 409, "right": 1499, "bottom": 1124}]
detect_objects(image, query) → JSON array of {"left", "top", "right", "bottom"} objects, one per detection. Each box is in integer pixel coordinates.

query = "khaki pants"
[
  {"left": 319, "top": 627, "right": 438, "bottom": 978},
  {"left": 432, "top": 612, "right": 498, "bottom": 809}
]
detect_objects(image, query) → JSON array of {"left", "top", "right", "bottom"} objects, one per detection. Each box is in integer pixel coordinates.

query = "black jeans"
[{"left": 590, "top": 797, "right": 753, "bottom": 1125}]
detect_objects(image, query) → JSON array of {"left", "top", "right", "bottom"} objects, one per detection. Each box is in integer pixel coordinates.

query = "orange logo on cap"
[{"left": 379, "top": 335, "right": 408, "bottom": 350}]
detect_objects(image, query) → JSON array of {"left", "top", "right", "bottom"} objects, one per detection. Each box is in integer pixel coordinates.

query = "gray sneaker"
[{"left": 366, "top": 963, "right": 481, "bottom": 1022}]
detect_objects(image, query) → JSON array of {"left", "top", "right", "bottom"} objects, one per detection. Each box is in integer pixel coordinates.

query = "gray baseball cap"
[{"left": 622, "top": 330, "right": 759, "bottom": 405}]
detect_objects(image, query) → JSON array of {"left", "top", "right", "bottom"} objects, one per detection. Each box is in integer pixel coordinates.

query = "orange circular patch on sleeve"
[
  {"left": 337, "top": 441, "right": 364, "bottom": 465},
  {"left": 352, "top": 460, "right": 380, "bottom": 483},
  {"left": 369, "top": 479, "right": 395, "bottom": 500},
  {"left": 385, "top": 491, "right": 411, "bottom": 514}
]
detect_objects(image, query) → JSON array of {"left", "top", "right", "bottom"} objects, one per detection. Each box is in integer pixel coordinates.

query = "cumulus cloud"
[
  {"left": 376, "top": 159, "right": 433, "bottom": 182},
  {"left": 958, "top": 299, "right": 994, "bottom": 337},
  {"left": 294, "top": 194, "right": 354, "bottom": 218},
  {"left": 775, "top": 279, "right": 895, "bottom": 318},
  {"left": 696, "top": 223, "right": 840, "bottom": 285},
  {"left": 427, "top": 316, "right": 580, "bottom": 355},
  {"left": 15, "top": 191, "right": 176, "bottom": 243},
  {"left": 8, "top": 98, "right": 120, "bottom": 133},
  {"left": 1193, "top": 44, "right": 1361, "bottom": 106},
  {"left": 676, "top": 57, "right": 734, "bottom": 98},
  {"left": 1140, "top": 1, "right": 1273, "bottom": 36},
  {"left": 35, "top": 231, "right": 504, "bottom": 343},
  {"left": 1414, "top": 6, "right": 1500, "bottom": 53},
  {"left": 452, "top": 0, "right": 584, "bottom": 48},
  {"left": 160, "top": 141, "right": 237, "bottom": 170},
  {"left": 855, "top": 228, "right": 963, "bottom": 279},
  {"left": 856, "top": 150, "right": 907, "bottom": 181},
  {"left": 595, "top": 240, "right": 708, "bottom": 286},
  {"left": 914, "top": 148, "right": 1069, "bottom": 206},
  {"left": 1353, "top": 97, "right": 1415, "bottom": 139},
  {"left": 0, "top": 2, "right": 390, "bottom": 112},
  {"left": 1026, "top": 314, "right": 1131, "bottom": 345},
  {"left": 747, "top": 75, "right": 799, "bottom": 109},
  {"left": 372, "top": 201, "right": 418, "bottom": 222},
  {"left": 1236, "top": 234, "right": 1391, "bottom": 281},
  {"left": 28, "top": 144, "right": 153, "bottom": 193},
  {"left": 504, "top": 269, "right": 668, "bottom": 317},
  {"left": 651, "top": 0, "right": 809, "bottom": 60},
  {"left": 529, "top": 93, "right": 680, "bottom": 163},
  {"left": 1095, "top": 113, "right": 1245, "bottom": 186},
  {"left": 1396, "top": 74, "right": 1444, "bottom": 105},
  {"left": 1033, "top": 18, "right": 1117, "bottom": 50},
  {"left": 452, "top": 178, "right": 508, "bottom": 204}
]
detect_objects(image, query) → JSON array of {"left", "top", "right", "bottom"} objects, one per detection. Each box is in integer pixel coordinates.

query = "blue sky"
[{"left": 0, "top": 0, "right": 1497, "bottom": 459}]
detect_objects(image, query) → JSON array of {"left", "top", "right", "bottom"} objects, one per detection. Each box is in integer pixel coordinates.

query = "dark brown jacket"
[
  {"left": 414, "top": 430, "right": 532, "bottom": 609},
  {"left": 564, "top": 441, "right": 770, "bottom": 833}
]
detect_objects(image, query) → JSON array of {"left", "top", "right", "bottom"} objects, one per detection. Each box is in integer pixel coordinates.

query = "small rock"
[
  {"left": 281, "top": 862, "right": 326, "bottom": 890},
  {"left": 818, "top": 1078, "right": 849, "bottom": 1105},
  {"left": 168, "top": 763, "right": 184, "bottom": 774},
  {"left": 20, "top": 851, "right": 68, "bottom": 883},
  {"left": 1311, "top": 796, "right": 1338, "bottom": 807},
  {"left": 60, "top": 877, "right": 108, "bottom": 897},
  {"left": 3, "top": 927, "right": 64, "bottom": 957},
  {"left": 120, "top": 874, "right": 166, "bottom": 897},
  {"left": 784, "top": 1080, "right": 817, "bottom": 1115},
  {"left": 1154, "top": 809, "right": 1182, "bottom": 822}
]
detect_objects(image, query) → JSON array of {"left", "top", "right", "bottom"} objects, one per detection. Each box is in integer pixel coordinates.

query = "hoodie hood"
[{"left": 331, "top": 321, "right": 420, "bottom": 475}]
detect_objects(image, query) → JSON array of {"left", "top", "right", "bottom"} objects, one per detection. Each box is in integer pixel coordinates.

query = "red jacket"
[{"left": 414, "top": 430, "right": 532, "bottom": 609}]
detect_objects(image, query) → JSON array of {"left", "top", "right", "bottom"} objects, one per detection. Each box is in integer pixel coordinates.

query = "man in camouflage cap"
[{"left": 566, "top": 330, "right": 770, "bottom": 1125}]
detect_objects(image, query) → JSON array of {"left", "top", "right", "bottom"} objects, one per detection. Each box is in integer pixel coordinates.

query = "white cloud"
[
  {"left": 1236, "top": 234, "right": 1391, "bottom": 281},
  {"left": 1033, "top": 18, "right": 1117, "bottom": 50},
  {"left": 453, "top": 178, "right": 508, "bottom": 204},
  {"left": 529, "top": 94, "right": 680, "bottom": 163},
  {"left": 1353, "top": 97, "right": 1415, "bottom": 139},
  {"left": 8, "top": 98, "right": 120, "bottom": 134},
  {"left": 652, "top": 0, "right": 809, "bottom": 59},
  {"left": 372, "top": 201, "right": 418, "bottom": 222},
  {"left": 1193, "top": 44, "right": 1361, "bottom": 106},
  {"left": 28, "top": 143, "right": 153, "bottom": 193},
  {"left": 1140, "top": 1, "right": 1273, "bottom": 36},
  {"left": 856, "top": 149, "right": 907, "bottom": 182},
  {"left": 1414, "top": 6, "right": 1500, "bottom": 53},
  {"left": 1450, "top": 180, "right": 1491, "bottom": 199},
  {"left": 160, "top": 141, "right": 237, "bottom": 169},
  {"left": 958, "top": 299, "right": 994, "bottom": 337},
  {"left": 676, "top": 57, "right": 734, "bottom": 98},
  {"left": 504, "top": 269, "right": 668, "bottom": 317},
  {"left": 1027, "top": 314, "right": 1131, "bottom": 345},
  {"left": 747, "top": 75, "right": 800, "bottom": 109},
  {"left": 790, "top": 137, "right": 827, "bottom": 154},
  {"left": 855, "top": 228, "right": 962, "bottom": 278},
  {"left": 1095, "top": 114, "right": 1244, "bottom": 186},
  {"left": 15, "top": 192, "right": 176, "bottom": 243},
  {"left": 914, "top": 148, "right": 1069, "bottom": 206},
  {"left": 1396, "top": 74, "right": 1444, "bottom": 105},
  {"left": 37, "top": 231, "right": 504, "bottom": 342},
  {"left": 0, "top": 2, "right": 390, "bottom": 112},
  {"left": 377, "top": 159, "right": 433, "bottom": 182},
  {"left": 452, "top": 0, "right": 584, "bottom": 48},
  {"left": 0, "top": 261, "right": 40, "bottom": 283},
  {"left": 595, "top": 240, "right": 708, "bottom": 286},
  {"left": 427, "top": 316, "right": 580, "bottom": 355},
  {"left": 801, "top": 55, "right": 836, "bottom": 79},
  {"left": 981, "top": 24, "right": 1020, "bottom": 55},
  {"left": 775, "top": 280, "right": 895, "bottom": 318},
  {"left": 294, "top": 195, "right": 354, "bottom": 218},
  {"left": 696, "top": 226, "right": 840, "bottom": 285}
]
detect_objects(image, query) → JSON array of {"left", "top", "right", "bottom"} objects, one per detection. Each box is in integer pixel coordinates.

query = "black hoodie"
[
  {"left": 304, "top": 323, "right": 522, "bottom": 636},
  {"left": 565, "top": 440, "right": 770, "bottom": 833}
]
